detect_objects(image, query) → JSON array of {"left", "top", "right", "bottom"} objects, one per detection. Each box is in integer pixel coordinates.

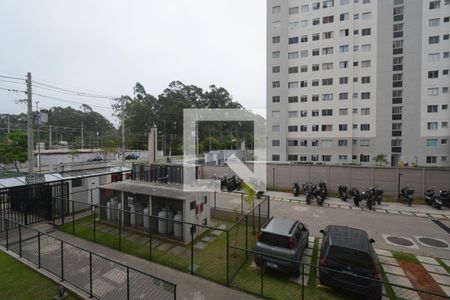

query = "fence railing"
[
  {"left": 228, "top": 246, "right": 448, "bottom": 300},
  {"left": 52, "top": 193, "right": 270, "bottom": 287},
  {"left": 0, "top": 217, "right": 176, "bottom": 300}
]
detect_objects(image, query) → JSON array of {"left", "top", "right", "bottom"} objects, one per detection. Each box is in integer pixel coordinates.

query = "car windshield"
[
  {"left": 327, "top": 246, "right": 374, "bottom": 270},
  {"left": 260, "top": 232, "right": 289, "bottom": 248}
]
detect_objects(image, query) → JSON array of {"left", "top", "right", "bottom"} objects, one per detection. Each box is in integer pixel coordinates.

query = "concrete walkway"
[{"left": 49, "top": 229, "right": 259, "bottom": 300}]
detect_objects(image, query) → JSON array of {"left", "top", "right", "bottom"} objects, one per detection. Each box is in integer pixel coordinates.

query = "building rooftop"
[{"left": 100, "top": 181, "right": 203, "bottom": 202}]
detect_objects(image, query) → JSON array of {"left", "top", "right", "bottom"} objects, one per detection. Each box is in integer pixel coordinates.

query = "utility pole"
[
  {"left": 121, "top": 97, "right": 125, "bottom": 162},
  {"left": 49, "top": 125, "right": 52, "bottom": 149},
  {"left": 26, "top": 72, "right": 34, "bottom": 174},
  {"left": 7, "top": 115, "right": 10, "bottom": 135},
  {"left": 81, "top": 121, "right": 84, "bottom": 149}
]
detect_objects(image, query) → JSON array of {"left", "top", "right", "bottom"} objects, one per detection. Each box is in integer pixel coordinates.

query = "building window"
[
  {"left": 339, "top": 124, "right": 348, "bottom": 131},
  {"left": 426, "top": 139, "right": 438, "bottom": 147},
  {"left": 312, "top": 64, "right": 320, "bottom": 72},
  {"left": 288, "top": 155, "right": 298, "bottom": 161},
  {"left": 362, "top": 12, "right": 372, "bottom": 20},
  {"left": 322, "top": 155, "right": 332, "bottom": 162},
  {"left": 312, "top": 49, "right": 320, "bottom": 56},
  {"left": 322, "top": 109, "right": 333, "bottom": 116},
  {"left": 313, "top": 18, "right": 320, "bottom": 26},
  {"left": 322, "top": 62, "right": 333, "bottom": 70},
  {"left": 339, "top": 108, "right": 348, "bottom": 116},
  {"left": 289, "top": 6, "right": 299, "bottom": 14},
  {"left": 339, "top": 93, "right": 348, "bottom": 100},
  {"left": 361, "top": 92, "right": 371, "bottom": 99},
  {"left": 288, "top": 111, "right": 299, "bottom": 118},
  {"left": 312, "top": 33, "right": 320, "bottom": 41},
  {"left": 312, "top": 95, "right": 319, "bottom": 102},
  {"left": 443, "top": 122, "right": 448, "bottom": 128},
  {"left": 288, "top": 125, "right": 298, "bottom": 132},
  {"left": 288, "top": 96, "right": 298, "bottom": 103},
  {"left": 323, "top": 0, "right": 334, "bottom": 8},
  {"left": 340, "top": 29, "right": 349, "bottom": 37},
  {"left": 361, "top": 76, "right": 371, "bottom": 84},
  {"left": 312, "top": 140, "right": 319, "bottom": 147},
  {"left": 272, "top": 6, "right": 281, "bottom": 13},
  {"left": 323, "top": 31, "right": 333, "bottom": 39},
  {"left": 272, "top": 21, "right": 281, "bottom": 30},
  {"left": 340, "top": 45, "right": 349, "bottom": 53},
  {"left": 272, "top": 66, "right": 280, "bottom": 73},
  {"left": 301, "top": 4, "right": 309, "bottom": 12},
  {"left": 361, "top": 44, "right": 371, "bottom": 52},
  {"left": 360, "top": 124, "right": 370, "bottom": 131},
  {"left": 288, "top": 81, "right": 299, "bottom": 89},
  {"left": 340, "top": 77, "right": 349, "bottom": 85},
  {"left": 361, "top": 60, "right": 371, "bottom": 68},
  {"left": 360, "top": 140, "right": 370, "bottom": 147},
  {"left": 313, "top": 2, "right": 321, "bottom": 10},
  {"left": 338, "top": 140, "right": 348, "bottom": 147},
  {"left": 429, "top": 1, "right": 440, "bottom": 9},
  {"left": 322, "top": 47, "right": 334, "bottom": 55},
  {"left": 301, "top": 20, "right": 308, "bottom": 28},
  {"left": 272, "top": 140, "right": 280, "bottom": 147},
  {"left": 312, "top": 125, "right": 319, "bottom": 132},
  {"left": 272, "top": 125, "right": 280, "bottom": 132},
  {"left": 426, "top": 156, "right": 437, "bottom": 164},
  {"left": 301, "top": 96, "right": 308, "bottom": 102},
  {"left": 272, "top": 36, "right": 280, "bottom": 43},
  {"left": 312, "top": 110, "right": 319, "bottom": 117},
  {"left": 300, "top": 80, "right": 308, "bottom": 87},
  {"left": 272, "top": 154, "right": 280, "bottom": 161},
  {"left": 300, "top": 50, "right": 308, "bottom": 57},
  {"left": 300, "top": 110, "right": 308, "bottom": 117},
  {"left": 429, "top": 18, "right": 440, "bottom": 27},
  {"left": 360, "top": 155, "right": 370, "bottom": 162},
  {"left": 428, "top": 88, "right": 439, "bottom": 96},
  {"left": 300, "top": 140, "right": 308, "bottom": 146},
  {"left": 322, "top": 124, "right": 333, "bottom": 132},
  {"left": 339, "top": 61, "right": 349, "bottom": 68},
  {"left": 72, "top": 178, "right": 83, "bottom": 188},
  {"left": 272, "top": 110, "right": 280, "bottom": 118},
  {"left": 272, "top": 51, "right": 280, "bottom": 59},
  {"left": 361, "top": 108, "right": 370, "bottom": 115},
  {"left": 322, "top": 78, "right": 333, "bottom": 85},
  {"left": 428, "top": 70, "right": 439, "bottom": 79},
  {"left": 322, "top": 94, "right": 333, "bottom": 101},
  {"left": 340, "top": 13, "right": 349, "bottom": 21},
  {"left": 362, "top": 28, "right": 371, "bottom": 36},
  {"left": 288, "top": 140, "right": 298, "bottom": 147},
  {"left": 340, "top": 0, "right": 350, "bottom": 5},
  {"left": 272, "top": 96, "right": 280, "bottom": 103},
  {"left": 288, "top": 37, "right": 299, "bottom": 44},
  {"left": 272, "top": 81, "right": 280, "bottom": 88},
  {"left": 300, "top": 125, "right": 308, "bottom": 132},
  {"left": 289, "top": 22, "right": 299, "bottom": 30},
  {"left": 442, "top": 139, "right": 448, "bottom": 145},
  {"left": 427, "top": 122, "right": 438, "bottom": 130},
  {"left": 288, "top": 52, "right": 299, "bottom": 59},
  {"left": 288, "top": 67, "right": 298, "bottom": 74},
  {"left": 427, "top": 105, "right": 438, "bottom": 113},
  {"left": 429, "top": 36, "right": 440, "bottom": 44}
]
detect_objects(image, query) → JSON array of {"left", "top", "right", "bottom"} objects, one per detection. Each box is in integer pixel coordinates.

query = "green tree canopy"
[{"left": 0, "top": 131, "right": 28, "bottom": 171}]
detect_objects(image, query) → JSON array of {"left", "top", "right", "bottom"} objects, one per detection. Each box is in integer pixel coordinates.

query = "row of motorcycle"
[{"left": 292, "top": 182, "right": 384, "bottom": 210}]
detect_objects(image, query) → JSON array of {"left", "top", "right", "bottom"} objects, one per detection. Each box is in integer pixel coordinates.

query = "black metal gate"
[{"left": 0, "top": 182, "right": 69, "bottom": 232}]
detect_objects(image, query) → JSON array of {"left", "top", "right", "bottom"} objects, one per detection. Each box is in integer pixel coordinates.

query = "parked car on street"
[
  {"left": 125, "top": 153, "right": 139, "bottom": 160},
  {"left": 254, "top": 217, "right": 309, "bottom": 276},
  {"left": 318, "top": 225, "right": 382, "bottom": 300}
]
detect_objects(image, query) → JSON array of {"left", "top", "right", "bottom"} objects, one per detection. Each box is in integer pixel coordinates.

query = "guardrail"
[{"left": 0, "top": 217, "right": 176, "bottom": 300}]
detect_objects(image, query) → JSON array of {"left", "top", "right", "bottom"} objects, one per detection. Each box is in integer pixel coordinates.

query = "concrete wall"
[{"left": 201, "top": 164, "right": 450, "bottom": 196}]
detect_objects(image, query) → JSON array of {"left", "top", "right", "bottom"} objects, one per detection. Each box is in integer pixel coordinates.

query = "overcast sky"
[{"left": 0, "top": 0, "right": 266, "bottom": 125}]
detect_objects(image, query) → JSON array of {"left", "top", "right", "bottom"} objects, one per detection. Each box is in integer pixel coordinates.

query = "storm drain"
[
  {"left": 383, "top": 234, "right": 419, "bottom": 249},
  {"left": 415, "top": 236, "right": 450, "bottom": 249}
]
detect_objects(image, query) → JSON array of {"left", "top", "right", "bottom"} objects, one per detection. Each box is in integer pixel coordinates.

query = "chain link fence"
[{"left": 0, "top": 217, "right": 176, "bottom": 300}]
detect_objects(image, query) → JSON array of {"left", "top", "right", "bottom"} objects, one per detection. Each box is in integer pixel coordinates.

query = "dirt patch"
[{"left": 398, "top": 260, "right": 446, "bottom": 300}]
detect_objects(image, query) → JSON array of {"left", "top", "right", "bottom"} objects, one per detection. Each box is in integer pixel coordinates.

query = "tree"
[
  {"left": 373, "top": 154, "right": 388, "bottom": 166},
  {"left": 0, "top": 131, "right": 28, "bottom": 171}
]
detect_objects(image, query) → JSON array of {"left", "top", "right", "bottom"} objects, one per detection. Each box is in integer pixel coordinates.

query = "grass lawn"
[{"left": 0, "top": 250, "right": 80, "bottom": 300}]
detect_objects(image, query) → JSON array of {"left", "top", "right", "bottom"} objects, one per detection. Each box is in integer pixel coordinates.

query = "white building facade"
[{"left": 267, "top": 0, "right": 450, "bottom": 167}]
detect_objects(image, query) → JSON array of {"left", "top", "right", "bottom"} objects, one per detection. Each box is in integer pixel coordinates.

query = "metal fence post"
[
  {"left": 38, "top": 232, "right": 41, "bottom": 268},
  {"left": 258, "top": 204, "right": 261, "bottom": 230},
  {"left": 119, "top": 207, "right": 122, "bottom": 251},
  {"left": 72, "top": 200, "right": 75, "bottom": 235},
  {"left": 148, "top": 214, "right": 152, "bottom": 260},
  {"left": 126, "top": 267, "right": 130, "bottom": 300},
  {"left": 5, "top": 218, "right": 8, "bottom": 250},
  {"left": 60, "top": 240, "right": 64, "bottom": 281},
  {"left": 241, "top": 193, "right": 244, "bottom": 213},
  {"left": 214, "top": 191, "right": 217, "bottom": 209},
  {"left": 190, "top": 225, "right": 194, "bottom": 275},
  {"left": 245, "top": 215, "right": 248, "bottom": 257},
  {"left": 19, "top": 224, "right": 22, "bottom": 257},
  {"left": 267, "top": 196, "right": 270, "bottom": 218},
  {"left": 93, "top": 205, "right": 96, "bottom": 242},
  {"left": 226, "top": 231, "right": 229, "bottom": 286},
  {"left": 89, "top": 252, "right": 93, "bottom": 298}
]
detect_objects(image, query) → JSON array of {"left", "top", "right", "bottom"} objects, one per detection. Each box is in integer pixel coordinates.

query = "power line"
[
  {"left": 32, "top": 80, "right": 118, "bottom": 100},
  {"left": 34, "top": 92, "right": 114, "bottom": 111},
  {"left": 0, "top": 78, "right": 25, "bottom": 85},
  {"left": 0, "top": 75, "right": 25, "bottom": 81},
  {"left": 0, "top": 86, "right": 26, "bottom": 93}
]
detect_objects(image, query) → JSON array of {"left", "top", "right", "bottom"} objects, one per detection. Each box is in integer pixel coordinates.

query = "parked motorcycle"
[
  {"left": 313, "top": 185, "right": 325, "bottom": 206},
  {"left": 338, "top": 185, "right": 348, "bottom": 201},
  {"left": 303, "top": 182, "right": 314, "bottom": 205},
  {"left": 349, "top": 187, "right": 362, "bottom": 207},
  {"left": 292, "top": 182, "right": 301, "bottom": 197},
  {"left": 226, "top": 175, "right": 238, "bottom": 191},
  {"left": 318, "top": 182, "right": 328, "bottom": 200},
  {"left": 442, "top": 190, "right": 450, "bottom": 207},
  {"left": 368, "top": 187, "right": 384, "bottom": 205},
  {"left": 399, "top": 185, "right": 415, "bottom": 206},
  {"left": 363, "top": 188, "right": 376, "bottom": 210},
  {"left": 424, "top": 189, "right": 442, "bottom": 209}
]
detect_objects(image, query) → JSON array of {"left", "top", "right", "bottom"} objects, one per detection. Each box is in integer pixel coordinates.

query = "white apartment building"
[{"left": 267, "top": 0, "right": 450, "bottom": 167}]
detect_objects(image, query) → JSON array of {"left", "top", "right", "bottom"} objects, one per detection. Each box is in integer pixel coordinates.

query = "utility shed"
[{"left": 99, "top": 181, "right": 211, "bottom": 243}]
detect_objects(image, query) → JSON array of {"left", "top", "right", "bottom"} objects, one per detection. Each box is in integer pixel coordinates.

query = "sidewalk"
[
  {"left": 49, "top": 229, "right": 258, "bottom": 300},
  {"left": 266, "top": 190, "right": 450, "bottom": 219}
]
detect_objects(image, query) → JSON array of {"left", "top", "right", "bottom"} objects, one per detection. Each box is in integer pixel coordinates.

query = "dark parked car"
[
  {"left": 125, "top": 154, "right": 139, "bottom": 160},
  {"left": 254, "top": 217, "right": 309, "bottom": 276},
  {"left": 319, "top": 225, "right": 382, "bottom": 300}
]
